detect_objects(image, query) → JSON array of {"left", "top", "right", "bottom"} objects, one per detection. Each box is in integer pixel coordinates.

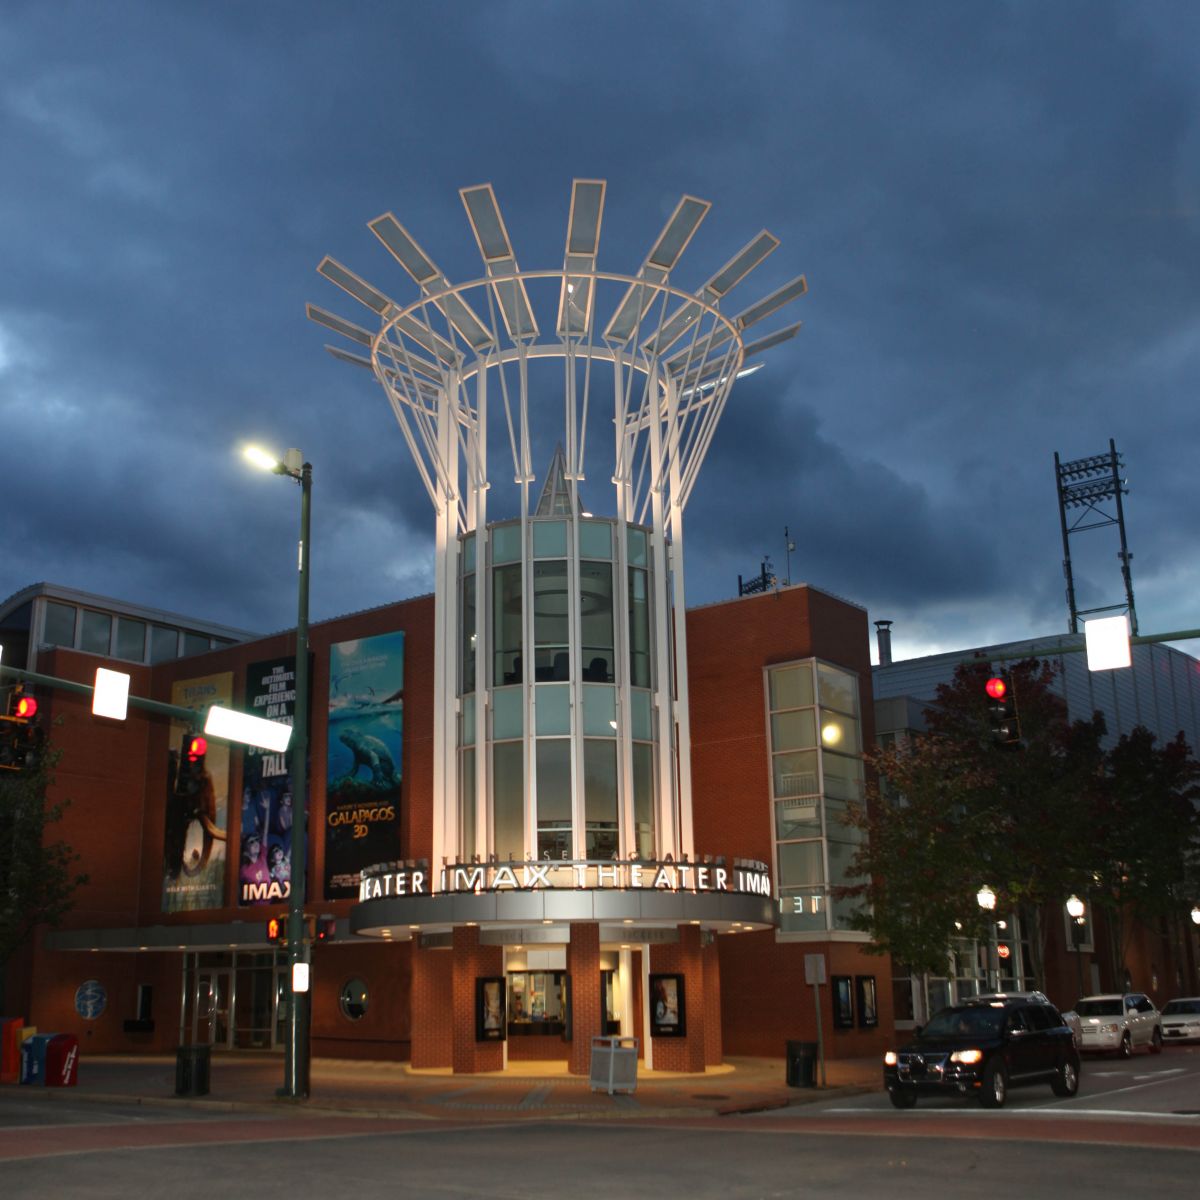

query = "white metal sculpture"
[{"left": 311, "top": 180, "right": 804, "bottom": 879}]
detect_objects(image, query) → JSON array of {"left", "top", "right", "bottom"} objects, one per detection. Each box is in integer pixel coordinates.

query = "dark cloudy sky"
[{"left": 2, "top": 0, "right": 1198, "bottom": 663}]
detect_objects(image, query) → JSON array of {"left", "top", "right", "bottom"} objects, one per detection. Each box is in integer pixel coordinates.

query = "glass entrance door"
[{"left": 195, "top": 970, "right": 233, "bottom": 1048}]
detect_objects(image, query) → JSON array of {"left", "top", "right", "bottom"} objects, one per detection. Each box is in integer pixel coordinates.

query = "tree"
[
  {"left": 1084, "top": 727, "right": 1200, "bottom": 985},
  {"left": 0, "top": 741, "right": 87, "bottom": 1005},
  {"left": 842, "top": 659, "right": 1105, "bottom": 990}
]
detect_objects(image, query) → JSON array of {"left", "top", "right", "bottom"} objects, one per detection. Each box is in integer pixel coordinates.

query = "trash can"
[
  {"left": 45, "top": 1035, "right": 79, "bottom": 1087},
  {"left": 20, "top": 1034, "right": 56, "bottom": 1085},
  {"left": 174, "top": 1044, "right": 211, "bottom": 1097},
  {"left": 785, "top": 1040, "right": 818, "bottom": 1088},
  {"left": 588, "top": 1035, "right": 639, "bottom": 1095}
]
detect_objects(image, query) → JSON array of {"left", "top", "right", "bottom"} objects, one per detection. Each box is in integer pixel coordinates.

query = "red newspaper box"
[
  {"left": 45, "top": 1034, "right": 79, "bottom": 1087},
  {"left": 0, "top": 1018, "right": 26, "bottom": 1085}
]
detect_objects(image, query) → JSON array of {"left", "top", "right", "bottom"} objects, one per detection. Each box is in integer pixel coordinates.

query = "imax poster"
[
  {"left": 162, "top": 672, "right": 232, "bottom": 913},
  {"left": 324, "top": 631, "right": 404, "bottom": 897},
  {"left": 239, "top": 656, "right": 300, "bottom": 906}
]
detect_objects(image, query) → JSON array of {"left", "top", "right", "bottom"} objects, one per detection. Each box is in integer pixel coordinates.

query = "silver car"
[
  {"left": 1160, "top": 997, "right": 1200, "bottom": 1043},
  {"left": 1076, "top": 992, "right": 1163, "bottom": 1056}
]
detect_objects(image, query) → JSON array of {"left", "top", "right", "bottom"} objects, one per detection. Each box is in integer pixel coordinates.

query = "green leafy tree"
[
  {"left": 843, "top": 659, "right": 1105, "bottom": 990},
  {"left": 1085, "top": 727, "right": 1200, "bottom": 985},
  {"left": 0, "top": 741, "right": 87, "bottom": 1005}
]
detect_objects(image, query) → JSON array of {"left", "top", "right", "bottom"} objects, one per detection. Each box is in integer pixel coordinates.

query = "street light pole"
[
  {"left": 243, "top": 444, "right": 311, "bottom": 1100},
  {"left": 286, "top": 457, "right": 312, "bottom": 1100},
  {"left": 1066, "top": 895, "right": 1086, "bottom": 1001}
]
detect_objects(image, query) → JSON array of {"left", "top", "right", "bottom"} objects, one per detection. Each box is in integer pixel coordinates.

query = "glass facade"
[
  {"left": 766, "top": 658, "right": 866, "bottom": 935},
  {"left": 459, "top": 516, "right": 660, "bottom": 863}
]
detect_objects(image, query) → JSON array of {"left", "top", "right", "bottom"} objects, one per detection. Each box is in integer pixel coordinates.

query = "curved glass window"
[
  {"left": 460, "top": 748, "right": 476, "bottom": 861},
  {"left": 493, "top": 563, "right": 522, "bottom": 684},
  {"left": 584, "top": 740, "right": 618, "bottom": 859},
  {"left": 536, "top": 740, "right": 572, "bottom": 859},
  {"left": 461, "top": 572, "right": 476, "bottom": 694},
  {"left": 628, "top": 567, "right": 650, "bottom": 687},
  {"left": 493, "top": 741, "right": 525, "bottom": 860},
  {"left": 533, "top": 560, "right": 570, "bottom": 681},
  {"left": 580, "top": 561, "right": 614, "bottom": 683},
  {"left": 631, "top": 742, "right": 655, "bottom": 859}
]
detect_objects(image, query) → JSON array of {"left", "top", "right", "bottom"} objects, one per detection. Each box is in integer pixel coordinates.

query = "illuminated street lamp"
[
  {"left": 1066, "top": 895, "right": 1086, "bottom": 1000},
  {"left": 243, "top": 442, "right": 312, "bottom": 1100},
  {"left": 976, "top": 886, "right": 998, "bottom": 987},
  {"left": 1192, "top": 906, "right": 1200, "bottom": 926}
]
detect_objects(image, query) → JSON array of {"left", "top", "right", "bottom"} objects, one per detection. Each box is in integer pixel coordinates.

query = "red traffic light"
[
  {"left": 13, "top": 695, "right": 37, "bottom": 719},
  {"left": 985, "top": 677, "right": 1007, "bottom": 701},
  {"left": 185, "top": 735, "right": 208, "bottom": 761},
  {"left": 997, "top": 943, "right": 1012, "bottom": 960}
]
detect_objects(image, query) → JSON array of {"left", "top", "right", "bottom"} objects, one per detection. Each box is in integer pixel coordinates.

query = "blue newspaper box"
[{"left": 20, "top": 1034, "right": 57, "bottom": 1085}]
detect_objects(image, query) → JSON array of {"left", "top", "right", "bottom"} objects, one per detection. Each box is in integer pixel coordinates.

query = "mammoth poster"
[
  {"left": 239, "top": 656, "right": 302, "bottom": 906},
  {"left": 324, "top": 631, "right": 405, "bottom": 898},
  {"left": 162, "top": 672, "right": 232, "bottom": 913}
]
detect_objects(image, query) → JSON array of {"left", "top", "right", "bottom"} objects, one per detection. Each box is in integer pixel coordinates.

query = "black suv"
[{"left": 883, "top": 999, "right": 1081, "bottom": 1109}]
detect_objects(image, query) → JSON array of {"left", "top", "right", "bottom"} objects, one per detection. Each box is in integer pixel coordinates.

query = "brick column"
[
  {"left": 702, "top": 934, "right": 723, "bottom": 1066},
  {"left": 451, "top": 925, "right": 504, "bottom": 1074},
  {"left": 649, "top": 924, "right": 707, "bottom": 1073},
  {"left": 567, "top": 922, "right": 601, "bottom": 1076},
  {"left": 411, "top": 938, "right": 453, "bottom": 1068}
]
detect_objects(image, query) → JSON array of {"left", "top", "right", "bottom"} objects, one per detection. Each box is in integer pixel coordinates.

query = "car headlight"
[
  {"left": 950, "top": 1049, "right": 983, "bottom": 1064},
  {"left": 1106, "top": 1023, "right": 1120, "bottom": 1034},
  {"left": 884, "top": 1051, "right": 898, "bottom": 1066}
]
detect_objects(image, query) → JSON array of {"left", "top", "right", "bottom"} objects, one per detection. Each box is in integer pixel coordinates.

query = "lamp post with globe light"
[
  {"left": 1066, "top": 895, "right": 1086, "bottom": 1000},
  {"left": 976, "top": 886, "right": 998, "bottom": 988},
  {"left": 243, "top": 443, "right": 312, "bottom": 1100}
]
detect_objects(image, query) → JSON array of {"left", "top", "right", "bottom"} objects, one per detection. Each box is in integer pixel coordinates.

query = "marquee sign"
[{"left": 358, "top": 856, "right": 771, "bottom": 902}]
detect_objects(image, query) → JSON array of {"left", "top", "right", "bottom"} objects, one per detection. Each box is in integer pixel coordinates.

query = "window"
[
  {"left": 339, "top": 978, "right": 368, "bottom": 1021},
  {"left": 631, "top": 742, "right": 655, "bottom": 859},
  {"left": 150, "top": 625, "right": 179, "bottom": 663},
  {"left": 461, "top": 572, "right": 476, "bottom": 694},
  {"left": 584, "top": 739, "right": 618, "bottom": 859},
  {"left": 533, "top": 560, "right": 569, "bottom": 681},
  {"left": 580, "top": 561, "right": 613, "bottom": 683},
  {"left": 535, "top": 740, "right": 572, "bottom": 858},
  {"left": 181, "top": 631, "right": 210, "bottom": 657},
  {"left": 116, "top": 618, "right": 146, "bottom": 662},
  {"left": 628, "top": 567, "right": 651, "bottom": 688},
  {"left": 766, "top": 658, "right": 865, "bottom": 936},
  {"left": 493, "top": 742, "right": 525, "bottom": 860},
  {"left": 43, "top": 601, "right": 76, "bottom": 648},
  {"left": 460, "top": 748, "right": 476, "bottom": 861},
  {"left": 493, "top": 563, "right": 522, "bottom": 684},
  {"left": 80, "top": 610, "right": 112, "bottom": 655}
]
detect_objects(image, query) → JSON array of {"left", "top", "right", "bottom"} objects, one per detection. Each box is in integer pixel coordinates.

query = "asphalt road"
[{"left": 1, "top": 1047, "right": 1197, "bottom": 1199}]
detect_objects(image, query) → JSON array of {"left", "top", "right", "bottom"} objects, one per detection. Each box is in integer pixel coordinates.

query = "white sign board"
[{"left": 804, "top": 953, "right": 826, "bottom": 985}]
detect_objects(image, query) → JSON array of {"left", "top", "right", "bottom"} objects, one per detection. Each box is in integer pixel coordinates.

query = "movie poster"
[
  {"left": 324, "top": 631, "right": 405, "bottom": 897},
  {"left": 162, "top": 672, "right": 233, "bottom": 913},
  {"left": 239, "top": 657, "right": 299, "bottom": 906}
]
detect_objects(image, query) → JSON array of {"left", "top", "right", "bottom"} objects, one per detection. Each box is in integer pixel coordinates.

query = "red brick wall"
[
  {"left": 567, "top": 923, "right": 600, "bottom": 1075},
  {"left": 410, "top": 942, "right": 453, "bottom": 1068},
  {"left": 702, "top": 937, "right": 723, "bottom": 1066},
  {"left": 311, "top": 939, "right": 412, "bottom": 1061},
  {"left": 649, "top": 925, "right": 707, "bottom": 1072},
  {"left": 450, "top": 926, "right": 503, "bottom": 1073}
]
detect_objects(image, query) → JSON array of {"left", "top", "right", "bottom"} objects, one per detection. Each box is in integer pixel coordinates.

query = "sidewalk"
[{"left": 17, "top": 1052, "right": 881, "bottom": 1122}]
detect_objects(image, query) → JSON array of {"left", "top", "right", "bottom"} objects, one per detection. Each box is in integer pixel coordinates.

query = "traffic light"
[
  {"left": 315, "top": 914, "right": 336, "bottom": 943},
  {"left": 266, "top": 915, "right": 288, "bottom": 946},
  {"left": 174, "top": 733, "right": 208, "bottom": 797},
  {"left": 985, "top": 674, "right": 1020, "bottom": 745},
  {"left": 0, "top": 686, "right": 45, "bottom": 773}
]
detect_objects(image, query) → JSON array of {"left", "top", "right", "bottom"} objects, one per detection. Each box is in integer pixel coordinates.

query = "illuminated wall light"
[
  {"left": 821, "top": 722, "right": 842, "bottom": 746},
  {"left": 205, "top": 705, "right": 292, "bottom": 753},
  {"left": 92, "top": 668, "right": 130, "bottom": 720},
  {"left": 293, "top": 962, "right": 310, "bottom": 992}
]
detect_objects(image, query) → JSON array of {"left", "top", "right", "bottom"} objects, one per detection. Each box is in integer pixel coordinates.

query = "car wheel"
[
  {"left": 979, "top": 1060, "right": 1008, "bottom": 1108},
  {"left": 1149, "top": 1027, "right": 1163, "bottom": 1055},
  {"left": 1119, "top": 1032, "right": 1132, "bottom": 1059},
  {"left": 888, "top": 1087, "right": 918, "bottom": 1110},
  {"left": 1051, "top": 1054, "right": 1080, "bottom": 1097}
]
